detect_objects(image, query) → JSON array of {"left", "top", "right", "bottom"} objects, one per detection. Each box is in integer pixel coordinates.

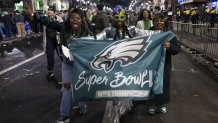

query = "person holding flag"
[
  {"left": 39, "top": 8, "right": 94, "bottom": 123},
  {"left": 95, "top": 5, "right": 152, "bottom": 122},
  {"left": 148, "top": 13, "right": 181, "bottom": 115}
]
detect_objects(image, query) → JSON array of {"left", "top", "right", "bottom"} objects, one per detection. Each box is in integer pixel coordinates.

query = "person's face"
[
  {"left": 92, "top": 11, "right": 97, "bottom": 16},
  {"left": 70, "top": 13, "right": 82, "bottom": 31},
  {"left": 115, "top": 20, "right": 124, "bottom": 28},
  {"left": 143, "top": 10, "right": 149, "bottom": 19},
  {"left": 153, "top": 18, "right": 164, "bottom": 30},
  {"left": 47, "top": 10, "right": 54, "bottom": 18}
]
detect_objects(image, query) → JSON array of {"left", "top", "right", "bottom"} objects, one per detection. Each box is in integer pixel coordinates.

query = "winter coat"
[
  {"left": 15, "top": 14, "right": 24, "bottom": 23},
  {"left": 3, "top": 15, "right": 13, "bottom": 27},
  {"left": 96, "top": 25, "right": 151, "bottom": 40},
  {"left": 150, "top": 26, "right": 181, "bottom": 105},
  {"left": 39, "top": 16, "right": 93, "bottom": 64},
  {"left": 136, "top": 20, "right": 153, "bottom": 30},
  {"left": 92, "top": 11, "right": 110, "bottom": 34}
]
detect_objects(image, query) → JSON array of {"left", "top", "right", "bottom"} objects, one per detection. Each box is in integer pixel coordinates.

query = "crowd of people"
[
  {"left": 38, "top": 4, "right": 181, "bottom": 123},
  {"left": 2, "top": 3, "right": 181, "bottom": 123},
  {"left": 175, "top": 6, "right": 217, "bottom": 27},
  {"left": 0, "top": 8, "right": 70, "bottom": 42}
]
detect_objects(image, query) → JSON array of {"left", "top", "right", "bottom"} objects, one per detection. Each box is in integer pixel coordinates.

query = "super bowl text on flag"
[{"left": 69, "top": 32, "right": 176, "bottom": 101}]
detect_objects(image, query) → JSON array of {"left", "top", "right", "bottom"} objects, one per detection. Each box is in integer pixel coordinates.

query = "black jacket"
[
  {"left": 39, "top": 16, "right": 93, "bottom": 63},
  {"left": 150, "top": 27, "right": 181, "bottom": 105}
]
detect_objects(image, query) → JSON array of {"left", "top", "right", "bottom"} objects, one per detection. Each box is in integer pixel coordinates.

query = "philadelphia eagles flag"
[{"left": 69, "top": 32, "right": 176, "bottom": 101}]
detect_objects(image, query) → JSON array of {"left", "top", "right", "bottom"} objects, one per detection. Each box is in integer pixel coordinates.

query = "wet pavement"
[
  {"left": 0, "top": 36, "right": 218, "bottom": 123},
  {"left": 0, "top": 36, "right": 43, "bottom": 71}
]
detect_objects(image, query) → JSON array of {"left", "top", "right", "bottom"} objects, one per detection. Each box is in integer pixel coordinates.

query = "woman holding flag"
[
  {"left": 95, "top": 5, "right": 151, "bottom": 123},
  {"left": 39, "top": 8, "right": 93, "bottom": 123},
  {"left": 148, "top": 13, "right": 181, "bottom": 115}
]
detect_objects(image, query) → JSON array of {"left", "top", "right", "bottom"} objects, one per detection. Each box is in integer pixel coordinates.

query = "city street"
[
  {"left": 0, "top": 0, "right": 218, "bottom": 122},
  {"left": 0, "top": 35, "right": 218, "bottom": 123}
]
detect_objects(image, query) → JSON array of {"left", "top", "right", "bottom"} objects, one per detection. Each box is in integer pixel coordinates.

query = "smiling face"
[
  {"left": 153, "top": 18, "right": 164, "bottom": 30},
  {"left": 70, "top": 13, "right": 82, "bottom": 31}
]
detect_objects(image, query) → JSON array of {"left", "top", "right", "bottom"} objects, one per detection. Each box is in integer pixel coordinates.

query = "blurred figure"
[
  {"left": 152, "top": 6, "right": 161, "bottom": 17},
  {"left": 128, "top": 11, "right": 137, "bottom": 26},
  {"left": 33, "top": 10, "right": 39, "bottom": 33},
  {"left": 210, "top": 7, "right": 217, "bottom": 27},
  {"left": 136, "top": 9, "right": 153, "bottom": 30},
  {"left": 195, "top": 7, "right": 200, "bottom": 24},
  {"left": 44, "top": 7, "right": 63, "bottom": 80},
  {"left": 24, "top": 21, "right": 31, "bottom": 36},
  {"left": 15, "top": 10, "right": 25, "bottom": 38},
  {"left": 204, "top": 6, "right": 210, "bottom": 23},
  {"left": 0, "top": 14, "right": 4, "bottom": 41},
  {"left": 184, "top": 8, "right": 190, "bottom": 23},
  {"left": 190, "top": 8, "right": 197, "bottom": 24},
  {"left": 176, "top": 8, "right": 181, "bottom": 22},
  {"left": 92, "top": 3, "right": 110, "bottom": 35},
  {"left": 2, "top": 12, "right": 13, "bottom": 38}
]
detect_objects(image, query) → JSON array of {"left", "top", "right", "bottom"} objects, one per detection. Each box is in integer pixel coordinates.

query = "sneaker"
[
  {"left": 148, "top": 105, "right": 156, "bottom": 115},
  {"left": 55, "top": 115, "right": 70, "bottom": 123},
  {"left": 158, "top": 106, "right": 167, "bottom": 113},
  {"left": 77, "top": 104, "right": 87, "bottom": 115},
  {"left": 46, "top": 72, "right": 54, "bottom": 80}
]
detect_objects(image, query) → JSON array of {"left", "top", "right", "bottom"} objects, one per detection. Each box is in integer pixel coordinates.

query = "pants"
[
  {"left": 46, "top": 37, "right": 57, "bottom": 72},
  {"left": 4, "top": 25, "right": 12, "bottom": 38},
  {"left": 60, "top": 63, "right": 86, "bottom": 116},
  {"left": 0, "top": 31, "right": 3, "bottom": 41},
  {"left": 33, "top": 21, "right": 39, "bottom": 33},
  {"left": 16, "top": 22, "right": 25, "bottom": 37},
  {"left": 0, "top": 24, "right": 3, "bottom": 41}
]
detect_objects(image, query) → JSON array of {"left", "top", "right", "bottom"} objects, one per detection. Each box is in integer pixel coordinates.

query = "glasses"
[{"left": 114, "top": 15, "right": 125, "bottom": 21}]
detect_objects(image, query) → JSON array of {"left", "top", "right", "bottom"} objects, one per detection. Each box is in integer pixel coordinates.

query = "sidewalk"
[{"left": 173, "top": 31, "right": 218, "bottom": 79}]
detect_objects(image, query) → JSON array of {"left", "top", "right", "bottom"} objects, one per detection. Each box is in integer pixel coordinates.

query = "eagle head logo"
[{"left": 91, "top": 35, "right": 151, "bottom": 73}]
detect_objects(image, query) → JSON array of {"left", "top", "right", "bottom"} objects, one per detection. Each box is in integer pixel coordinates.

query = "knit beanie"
[
  {"left": 70, "top": 8, "right": 85, "bottom": 18},
  {"left": 97, "top": 3, "right": 104, "bottom": 11},
  {"left": 152, "top": 13, "right": 164, "bottom": 22}
]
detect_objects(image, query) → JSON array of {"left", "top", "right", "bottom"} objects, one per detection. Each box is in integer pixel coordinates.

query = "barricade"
[{"left": 170, "top": 21, "right": 218, "bottom": 61}]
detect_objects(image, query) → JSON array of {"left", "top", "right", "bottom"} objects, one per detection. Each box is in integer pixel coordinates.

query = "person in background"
[
  {"left": 2, "top": 12, "right": 13, "bottom": 38},
  {"left": 190, "top": 8, "right": 196, "bottom": 24},
  {"left": 176, "top": 8, "right": 181, "bottom": 22},
  {"left": 184, "top": 8, "right": 190, "bottom": 23},
  {"left": 152, "top": 6, "right": 161, "bottom": 17},
  {"left": 130, "top": 11, "right": 137, "bottom": 26},
  {"left": 92, "top": 3, "right": 110, "bottom": 35},
  {"left": 33, "top": 10, "right": 39, "bottom": 33},
  {"left": 15, "top": 10, "right": 25, "bottom": 38},
  {"left": 0, "top": 14, "right": 4, "bottom": 41},
  {"left": 136, "top": 9, "right": 153, "bottom": 30},
  {"left": 210, "top": 6, "right": 217, "bottom": 27},
  {"left": 148, "top": 13, "right": 181, "bottom": 115},
  {"left": 204, "top": 6, "right": 210, "bottom": 24},
  {"left": 194, "top": 7, "right": 199, "bottom": 24},
  {"left": 24, "top": 21, "right": 31, "bottom": 36},
  {"left": 43, "top": 7, "right": 63, "bottom": 80}
]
